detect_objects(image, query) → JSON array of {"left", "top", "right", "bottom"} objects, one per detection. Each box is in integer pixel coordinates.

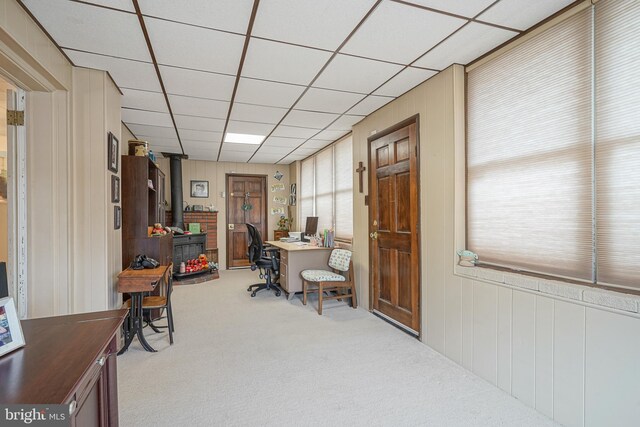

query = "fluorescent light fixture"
[{"left": 223, "top": 133, "right": 265, "bottom": 145}]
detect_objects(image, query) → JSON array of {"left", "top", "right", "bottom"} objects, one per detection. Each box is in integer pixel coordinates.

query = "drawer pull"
[
  {"left": 69, "top": 400, "right": 77, "bottom": 415},
  {"left": 97, "top": 356, "right": 106, "bottom": 366}
]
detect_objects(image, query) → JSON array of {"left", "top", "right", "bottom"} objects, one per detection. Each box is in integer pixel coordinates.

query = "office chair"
[{"left": 246, "top": 223, "right": 281, "bottom": 297}]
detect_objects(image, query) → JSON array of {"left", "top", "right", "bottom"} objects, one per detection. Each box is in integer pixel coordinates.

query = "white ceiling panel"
[
  {"left": 219, "top": 150, "right": 253, "bottom": 162},
  {"left": 326, "top": 114, "right": 364, "bottom": 131},
  {"left": 127, "top": 124, "right": 177, "bottom": 139},
  {"left": 227, "top": 121, "right": 276, "bottom": 136},
  {"left": 293, "top": 147, "right": 320, "bottom": 156},
  {"left": 478, "top": 0, "right": 575, "bottom": 31},
  {"left": 182, "top": 140, "right": 221, "bottom": 150},
  {"left": 230, "top": 103, "right": 289, "bottom": 124},
  {"left": 341, "top": 1, "right": 466, "bottom": 65},
  {"left": 252, "top": 0, "right": 377, "bottom": 51},
  {"left": 295, "top": 88, "right": 366, "bottom": 114},
  {"left": 64, "top": 50, "right": 161, "bottom": 92},
  {"left": 220, "top": 143, "right": 260, "bottom": 152},
  {"left": 160, "top": 66, "right": 235, "bottom": 100},
  {"left": 402, "top": 0, "right": 497, "bottom": 18},
  {"left": 262, "top": 137, "right": 306, "bottom": 148},
  {"left": 346, "top": 95, "right": 394, "bottom": 116},
  {"left": 178, "top": 129, "right": 222, "bottom": 143},
  {"left": 312, "top": 129, "right": 350, "bottom": 142},
  {"left": 183, "top": 148, "right": 219, "bottom": 161},
  {"left": 313, "top": 54, "right": 403, "bottom": 94},
  {"left": 121, "top": 88, "right": 168, "bottom": 112},
  {"left": 168, "top": 95, "right": 229, "bottom": 119},
  {"left": 175, "top": 115, "right": 225, "bottom": 132},
  {"left": 122, "top": 109, "right": 173, "bottom": 127},
  {"left": 413, "top": 22, "right": 517, "bottom": 70},
  {"left": 282, "top": 110, "right": 340, "bottom": 129},
  {"left": 280, "top": 154, "right": 307, "bottom": 162},
  {"left": 139, "top": 0, "right": 253, "bottom": 34},
  {"left": 249, "top": 153, "right": 287, "bottom": 164},
  {"left": 242, "top": 38, "right": 332, "bottom": 85},
  {"left": 235, "top": 78, "right": 306, "bottom": 108},
  {"left": 255, "top": 144, "right": 297, "bottom": 155},
  {"left": 271, "top": 125, "right": 319, "bottom": 139},
  {"left": 82, "top": 0, "right": 136, "bottom": 12},
  {"left": 145, "top": 17, "right": 244, "bottom": 74},
  {"left": 303, "top": 139, "right": 334, "bottom": 150},
  {"left": 23, "top": 0, "right": 149, "bottom": 61},
  {"left": 373, "top": 67, "right": 437, "bottom": 97},
  {"left": 135, "top": 136, "right": 180, "bottom": 149},
  {"left": 182, "top": 141, "right": 221, "bottom": 159}
]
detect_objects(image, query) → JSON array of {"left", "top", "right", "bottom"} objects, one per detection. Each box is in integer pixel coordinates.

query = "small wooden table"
[{"left": 117, "top": 265, "right": 170, "bottom": 354}]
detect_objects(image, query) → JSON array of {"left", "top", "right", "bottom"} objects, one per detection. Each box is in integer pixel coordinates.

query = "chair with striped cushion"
[{"left": 301, "top": 249, "right": 356, "bottom": 315}]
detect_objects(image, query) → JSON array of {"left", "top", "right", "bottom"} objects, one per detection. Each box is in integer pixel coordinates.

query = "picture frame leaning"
[{"left": 0, "top": 297, "right": 26, "bottom": 358}]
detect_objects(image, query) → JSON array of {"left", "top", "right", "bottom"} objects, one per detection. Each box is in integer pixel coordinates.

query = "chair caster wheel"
[
  {"left": 251, "top": 292, "right": 256, "bottom": 297},
  {"left": 247, "top": 287, "right": 252, "bottom": 291},
  {"left": 275, "top": 291, "right": 281, "bottom": 297}
]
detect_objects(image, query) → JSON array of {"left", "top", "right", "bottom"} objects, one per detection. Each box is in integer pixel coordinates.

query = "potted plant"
[{"left": 277, "top": 215, "right": 291, "bottom": 231}]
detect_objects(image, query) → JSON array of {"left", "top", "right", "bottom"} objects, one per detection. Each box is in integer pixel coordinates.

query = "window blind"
[
  {"left": 595, "top": 0, "right": 640, "bottom": 288},
  {"left": 466, "top": 9, "right": 593, "bottom": 280},
  {"left": 334, "top": 136, "right": 353, "bottom": 239},
  {"left": 314, "top": 148, "right": 334, "bottom": 232},
  {"left": 300, "top": 157, "right": 314, "bottom": 223}
]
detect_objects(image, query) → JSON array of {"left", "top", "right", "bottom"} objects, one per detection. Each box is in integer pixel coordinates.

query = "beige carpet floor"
[{"left": 117, "top": 269, "right": 555, "bottom": 427}]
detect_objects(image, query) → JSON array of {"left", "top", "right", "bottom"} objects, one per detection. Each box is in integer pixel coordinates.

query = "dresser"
[{"left": 0, "top": 309, "right": 128, "bottom": 426}]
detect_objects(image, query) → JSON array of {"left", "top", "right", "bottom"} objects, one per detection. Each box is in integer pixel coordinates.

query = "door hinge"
[{"left": 7, "top": 110, "right": 24, "bottom": 126}]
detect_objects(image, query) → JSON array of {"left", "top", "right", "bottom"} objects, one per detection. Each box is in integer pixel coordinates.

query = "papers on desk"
[
  {"left": 279, "top": 237, "right": 300, "bottom": 243},
  {"left": 293, "top": 241, "right": 308, "bottom": 246}
]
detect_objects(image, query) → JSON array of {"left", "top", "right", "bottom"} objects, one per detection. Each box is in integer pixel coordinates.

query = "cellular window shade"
[
  {"left": 466, "top": 9, "right": 593, "bottom": 280},
  {"left": 595, "top": 0, "right": 640, "bottom": 289},
  {"left": 300, "top": 157, "right": 315, "bottom": 224},
  {"left": 315, "top": 148, "right": 334, "bottom": 232},
  {"left": 334, "top": 137, "right": 353, "bottom": 239}
]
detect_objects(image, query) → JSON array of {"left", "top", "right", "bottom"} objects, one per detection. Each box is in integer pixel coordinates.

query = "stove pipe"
[{"left": 167, "top": 154, "right": 185, "bottom": 230}]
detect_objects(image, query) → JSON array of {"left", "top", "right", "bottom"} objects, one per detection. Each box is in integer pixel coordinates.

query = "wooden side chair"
[
  {"left": 124, "top": 263, "right": 175, "bottom": 345},
  {"left": 301, "top": 249, "right": 356, "bottom": 315}
]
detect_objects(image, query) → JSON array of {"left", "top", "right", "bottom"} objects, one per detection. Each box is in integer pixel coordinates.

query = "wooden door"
[
  {"left": 369, "top": 120, "right": 421, "bottom": 333},
  {"left": 226, "top": 174, "right": 267, "bottom": 268}
]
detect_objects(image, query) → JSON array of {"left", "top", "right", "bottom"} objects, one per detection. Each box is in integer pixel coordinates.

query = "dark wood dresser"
[{"left": 0, "top": 309, "right": 128, "bottom": 426}]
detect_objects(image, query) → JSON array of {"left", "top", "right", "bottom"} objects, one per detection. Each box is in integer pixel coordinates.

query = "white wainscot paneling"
[
  {"left": 461, "top": 277, "right": 474, "bottom": 370},
  {"left": 535, "top": 296, "right": 554, "bottom": 418},
  {"left": 497, "top": 287, "right": 512, "bottom": 393},
  {"left": 512, "top": 290, "right": 536, "bottom": 407},
  {"left": 472, "top": 280, "right": 498, "bottom": 385}
]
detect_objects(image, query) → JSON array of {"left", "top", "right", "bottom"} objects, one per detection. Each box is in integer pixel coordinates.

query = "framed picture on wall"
[
  {"left": 111, "top": 175, "right": 120, "bottom": 203},
  {"left": 108, "top": 132, "right": 119, "bottom": 173},
  {"left": 114, "top": 206, "right": 121, "bottom": 230},
  {"left": 190, "top": 180, "right": 209, "bottom": 198},
  {"left": 0, "top": 297, "right": 26, "bottom": 357}
]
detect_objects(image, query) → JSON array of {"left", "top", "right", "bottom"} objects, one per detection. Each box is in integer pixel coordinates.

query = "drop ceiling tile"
[
  {"left": 174, "top": 115, "right": 225, "bottom": 132},
  {"left": 219, "top": 150, "right": 253, "bottom": 162},
  {"left": 145, "top": 17, "right": 244, "bottom": 74},
  {"left": 182, "top": 141, "right": 221, "bottom": 158},
  {"left": 280, "top": 154, "right": 307, "bottom": 162},
  {"left": 293, "top": 147, "right": 320, "bottom": 156},
  {"left": 23, "top": 0, "right": 150, "bottom": 61},
  {"left": 346, "top": 95, "right": 394, "bottom": 116},
  {"left": 183, "top": 149, "right": 219, "bottom": 162},
  {"left": 413, "top": 22, "right": 517, "bottom": 70},
  {"left": 313, "top": 129, "right": 350, "bottom": 142},
  {"left": 313, "top": 54, "right": 403, "bottom": 94},
  {"left": 282, "top": 110, "right": 340, "bottom": 129},
  {"left": 230, "top": 103, "right": 289, "bottom": 124},
  {"left": 235, "top": 78, "right": 306, "bottom": 108},
  {"left": 372, "top": 67, "right": 436, "bottom": 97},
  {"left": 138, "top": 136, "right": 180, "bottom": 149},
  {"left": 64, "top": 50, "right": 161, "bottom": 92},
  {"left": 242, "top": 38, "right": 332, "bottom": 85},
  {"left": 226, "top": 121, "right": 275, "bottom": 136},
  {"left": 127, "top": 124, "right": 177, "bottom": 139},
  {"left": 402, "top": 0, "right": 496, "bottom": 18},
  {"left": 121, "top": 88, "right": 168, "bottom": 112},
  {"left": 256, "top": 144, "right": 297, "bottom": 155},
  {"left": 139, "top": 0, "right": 253, "bottom": 33},
  {"left": 303, "top": 139, "right": 334, "bottom": 150},
  {"left": 271, "top": 125, "right": 319, "bottom": 139},
  {"left": 340, "top": 1, "right": 466, "bottom": 65},
  {"left": 160, "top": 66, "right": 235, "bottom": 100},
  {"left": 326, "top": 114, "right": 364, "bottom": 131},
  {"left": 221, "top": 143, "right": 260, "bottom": 152},
  {"left": 262, "top": 137, "right": 306, "bottom": 148},
  {"left": 182, "top": 140, "right": 221, "bottom": 150},
  {"left": 295, "top": 88, "right": 366, "bottom": 114},
  {"left": 478, "top": 0, "right": 575, "bottom": 31},
  {"left": 252, "top": 0, "right": 377, "bottom": 51},
  {"left": 168, "top": 95, "right": 229, "bottom": 119},
  {"left": 82, "top": 0, "right": 136, "bottom": 12},
  {"left": 249, "top": 154, "right": 286, "bottom": 164},
  {"left": 122, "top": 109, "right": 173, "bottom": 127},
  {"left": 178, "top": 129, "right": 222, "bottom": 143}
]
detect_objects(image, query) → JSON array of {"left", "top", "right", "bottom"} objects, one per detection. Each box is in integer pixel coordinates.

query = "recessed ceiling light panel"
[{"left": 223, "top": 133, "right": 265, "bottom": 145}]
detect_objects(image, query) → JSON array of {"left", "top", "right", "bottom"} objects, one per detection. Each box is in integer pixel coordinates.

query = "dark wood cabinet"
[
  {"left": 0, "top": 310, "right": 128, "bottom": 427},
  {"left": 274, "top": 230, "right": 289, "bottom": 240}
]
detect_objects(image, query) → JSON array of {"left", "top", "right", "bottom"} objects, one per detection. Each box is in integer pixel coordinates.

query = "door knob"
[
  {"left": 228, "top": 224, "right": 235, "bottom": 230},
  {"left": 369, "top": 231, "right": 378, "bottom": 240}
]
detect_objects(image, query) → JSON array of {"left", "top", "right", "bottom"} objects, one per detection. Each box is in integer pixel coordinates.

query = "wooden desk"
[
  {"left": 266, "top": 241, "right": 332, "bottom": 300},
  {"left": 0, "top": 309, "right": 127, "bottom": 426},
  {"left": 117, "top": 265, "right": 170, "bottom": 354}
]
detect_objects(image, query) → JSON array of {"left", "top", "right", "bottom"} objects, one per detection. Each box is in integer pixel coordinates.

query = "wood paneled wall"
[{"left": 352, "top": 65, "right": 640, "bottom": 426}]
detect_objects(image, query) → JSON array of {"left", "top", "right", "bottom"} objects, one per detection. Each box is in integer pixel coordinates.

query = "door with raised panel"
[
  {"left": 226, "top": 174, "right": 267, "bottom": 268},
  {"left": 369, "top": 120, "right": 421, "bottom": 333}
]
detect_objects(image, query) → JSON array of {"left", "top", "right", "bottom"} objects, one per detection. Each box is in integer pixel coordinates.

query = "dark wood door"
[
  {"left": 226, "top": 174, "right": 267, "bottom": 268},
  {"left": 369, "top": 121, "right": 421, "bottom": 333}
]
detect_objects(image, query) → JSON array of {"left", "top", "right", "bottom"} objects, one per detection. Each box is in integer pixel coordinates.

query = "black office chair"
[{"left": 246, "top": 223, "right": 281, "bottom": 297}]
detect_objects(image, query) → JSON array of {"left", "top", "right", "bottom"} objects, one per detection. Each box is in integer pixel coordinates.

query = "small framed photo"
[
  {"left": 190, "top": 180, "right": 209, "bottom": 198},
  {"left": 111, "top": 175, "right": 120, "bottom": 203},
  {"left": 108, "top": 132, "right": 119, "bottom": 173},
  {"left": 0, "top": 297, "right": 26, "bottom": 358},
  {"left": 114, "top": 206, "right": 121, "bottom": 230}
]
